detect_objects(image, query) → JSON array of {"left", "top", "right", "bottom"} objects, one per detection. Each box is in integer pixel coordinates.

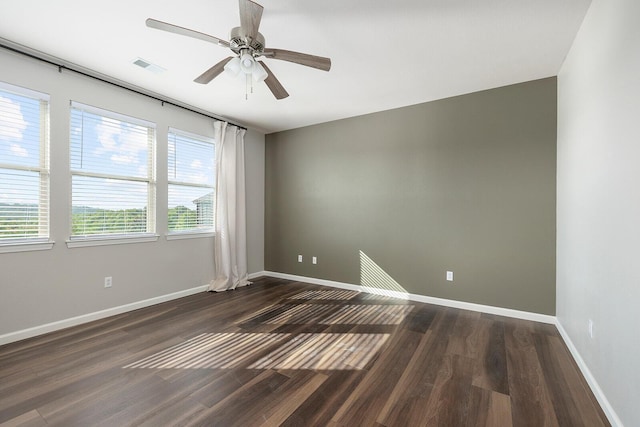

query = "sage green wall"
[{"left": 265, "top": 78, "right": 557, "bottom": 315}]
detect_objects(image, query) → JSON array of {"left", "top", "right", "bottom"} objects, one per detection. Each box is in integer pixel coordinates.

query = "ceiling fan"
[{"left": 146, "top": 0, "right": 331, "bottom": 100}]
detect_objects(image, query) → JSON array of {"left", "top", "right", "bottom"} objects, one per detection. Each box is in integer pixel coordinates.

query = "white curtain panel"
[{"left": 208, "top": 121, "right": 251, "bottom": 292}]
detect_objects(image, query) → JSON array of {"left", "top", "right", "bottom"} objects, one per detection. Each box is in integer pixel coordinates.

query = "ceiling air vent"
[{"left": 132, "top": 58, "right": 166, "bottom": 74}]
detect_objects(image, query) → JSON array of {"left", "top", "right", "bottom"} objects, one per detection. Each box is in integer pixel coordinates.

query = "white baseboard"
[
  {"left": 260, "top": 271, "right": 556, "bottom": 324},
  {"left": 248, "top": 271, "right": 266, "bottom": 280},
  {"left": 555, "top": 321, "right": 623, "bottom": 427},
  {"left": 0, "top": 284, "right": 209, "bottom": 346},
  {"left": 1, "top": 272, "right": 270, "bottom": 346}
]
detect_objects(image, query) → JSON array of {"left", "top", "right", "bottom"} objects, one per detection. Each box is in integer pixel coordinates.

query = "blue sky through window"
[
  {"left": 70, "top": 111, "right": 150, "bottom": 179},
  {"left": 0, "top": 91, "right": 42, "bottom": 206},
  {"left": 70, "top": 107, "right": 154, "bottom": 211}
]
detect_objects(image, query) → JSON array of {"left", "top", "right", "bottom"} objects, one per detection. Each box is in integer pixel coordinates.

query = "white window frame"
[
  {"left": 67, "top": 102, "right": 157, "bottom": 248},
  {"left": 0, "top": 81, "right": 52, "bottom": 253},
  {"left": 166, "top": 127, "right": 215, "bottom": 240}
]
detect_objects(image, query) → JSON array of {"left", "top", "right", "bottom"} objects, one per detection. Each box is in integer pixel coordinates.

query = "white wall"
[
  {"left": 557, "top": 0, "right": 640, "bottom": 425},
  {"left": 0, "top": 49, "right": 265, "bottom": 338}
]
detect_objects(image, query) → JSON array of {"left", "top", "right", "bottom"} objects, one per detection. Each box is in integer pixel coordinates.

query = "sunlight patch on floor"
[
  {"left": 123, "top": 332, "right": 389, "bottom": 371},
  {"left": 288, "top": 290, "right": 361, "bottom": 300},
  {"left": 123, "top": 333, "right": 288, "bottom": 369},
  {"left": 248, "top": 333, "right": 390, "bottom": 370},
  {"left": 322, "top": 305, "right": 413, "bottom": 325},
  {"left": 242, "top": 303, "right": 413, "bottom": 325}
]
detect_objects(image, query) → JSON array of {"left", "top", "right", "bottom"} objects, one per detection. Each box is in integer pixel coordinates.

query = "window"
[
  {"left": 168, "top": 128, "right": 215, "bottom": 234},
  {"left": 0, "top": 82, "right": 50, "bottom": 247},
  {"left": 69, "top": 102, "right": 156, "bottom": 242}
]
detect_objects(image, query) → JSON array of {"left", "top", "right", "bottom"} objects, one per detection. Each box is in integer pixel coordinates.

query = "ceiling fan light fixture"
[
  {"left": 252, "top": 61, "right": 268, "bottom": 82},
  {"left": 224, "top": 56, "right": 241, "bottom": 77},
  {"left": 239, "top": 52, "right": 255, "bottom": 74}
]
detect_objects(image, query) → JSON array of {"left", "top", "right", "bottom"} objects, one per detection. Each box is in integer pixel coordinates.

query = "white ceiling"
[{"left": 0, "top": 0, "right": 590, "bottom": 133}]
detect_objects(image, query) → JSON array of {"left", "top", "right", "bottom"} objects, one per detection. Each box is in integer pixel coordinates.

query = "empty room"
[{"left": 0, "top": 0, "right": 637, "bottom": 425}]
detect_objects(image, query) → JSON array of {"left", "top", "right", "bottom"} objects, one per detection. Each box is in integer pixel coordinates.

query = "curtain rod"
[{"left": 0, "top": 39, "right": 247, "bottom": 131}]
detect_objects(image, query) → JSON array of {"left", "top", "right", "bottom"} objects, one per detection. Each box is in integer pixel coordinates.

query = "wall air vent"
[{"left": 132, "top": 58, "right": 166, "bottom": 74}]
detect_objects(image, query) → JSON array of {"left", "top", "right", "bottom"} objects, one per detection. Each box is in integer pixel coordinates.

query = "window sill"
[
  {"left": 166, "top": 231, "right": 215, "bottom": 241},
  {"left": 66, "top": 234, "right": 159, "bottom": 248},
  {"left": 0, "top": 239, "right": 55, "bottom": 254}
]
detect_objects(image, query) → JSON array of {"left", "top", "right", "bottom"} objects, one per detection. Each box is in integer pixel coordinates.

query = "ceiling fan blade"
[
  {"left": 258, "top": 61, "right": 289, "bottom": 100},
  {"left": 263, "top": 48, "right": 331, "bottom": 71},
  {"left": 194, "top": 57, "right": 234, "bottom": 84},
  {"left": 239, "top": 0, "right": 263, "bottom": 43},
  {"left": 146, "top": 18, "right": 230, "bottom": 48}
]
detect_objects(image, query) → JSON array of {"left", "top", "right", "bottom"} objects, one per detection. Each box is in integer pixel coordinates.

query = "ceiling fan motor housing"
[{"left": 229, "top": 26, "right": 265, "bottom": 56}]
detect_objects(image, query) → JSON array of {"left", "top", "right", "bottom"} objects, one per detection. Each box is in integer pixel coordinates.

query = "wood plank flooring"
[{"left": 0, "top": 277, "right": 609, "bottom": 426}]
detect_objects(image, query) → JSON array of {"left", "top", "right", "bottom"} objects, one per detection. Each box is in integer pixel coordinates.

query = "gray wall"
[
  {"left": 557, "top": 0, "right": 639, "bottom": 425},
  {"left": 0, "top": 49, "right": 265, "bottom": 337},
  {"left": 266, "top": 78, "right": 557, "bottom": 315},
  {"left": 245, "top": 128, "right": 265, "bottom": 274}
]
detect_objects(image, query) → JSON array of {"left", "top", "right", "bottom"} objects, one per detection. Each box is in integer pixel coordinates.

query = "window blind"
[
  {"left": 167, "top": 128, "right": 215, "bottom": 233},
  {"left": 70, "top": 102, "right": 156, "bottom": 238},
  {"left": 0, "top": 83, "right": 50, "bottom": 242}
]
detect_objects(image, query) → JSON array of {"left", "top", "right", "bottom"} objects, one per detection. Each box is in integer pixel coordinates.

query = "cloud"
[
  {"left": 111, "top": 154, "right": 136, "bottom": 164},
  {"left": 10, "top": 143, "right": 29, "bottom": 157},
  {"left": 188, "top": 172, "right": 211, "bottom": 185},
  {"left": 95, "top": 117, "right": 120, "bottom": 152},
  {"left": 0, "top": 95, "right": 28, "bottom": 140},
  {"left": 190, "top": 159, "right": 203, "bottom": 169},
  {"left": 94, "top": 118, "right": 149, "bottom": 165}
]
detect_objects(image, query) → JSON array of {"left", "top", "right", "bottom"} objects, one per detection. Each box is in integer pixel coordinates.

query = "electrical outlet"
[
  {"left": 312, "top": 256, "right": 317, "bottom": 265},
  {"left": 446, "top": 271, "right": 454, "bottom": 281},
  {"left": 588, "top": 319, "right": 594, "bottom": 339},
  {"left": 298, "top": 255, "right": 303, "bottom": 263},
  {"left": 104, "top": 276, "right": 112, "bottom": 288}
]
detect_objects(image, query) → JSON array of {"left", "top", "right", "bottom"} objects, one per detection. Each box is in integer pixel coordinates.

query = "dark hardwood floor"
[{"left": 0, "top": 277, "right": 609, "bottom": 426}]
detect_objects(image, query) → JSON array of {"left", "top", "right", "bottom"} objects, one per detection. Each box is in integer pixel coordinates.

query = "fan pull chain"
[{"left": 244, "top": 73, "right": 256, "bottom": 100}]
